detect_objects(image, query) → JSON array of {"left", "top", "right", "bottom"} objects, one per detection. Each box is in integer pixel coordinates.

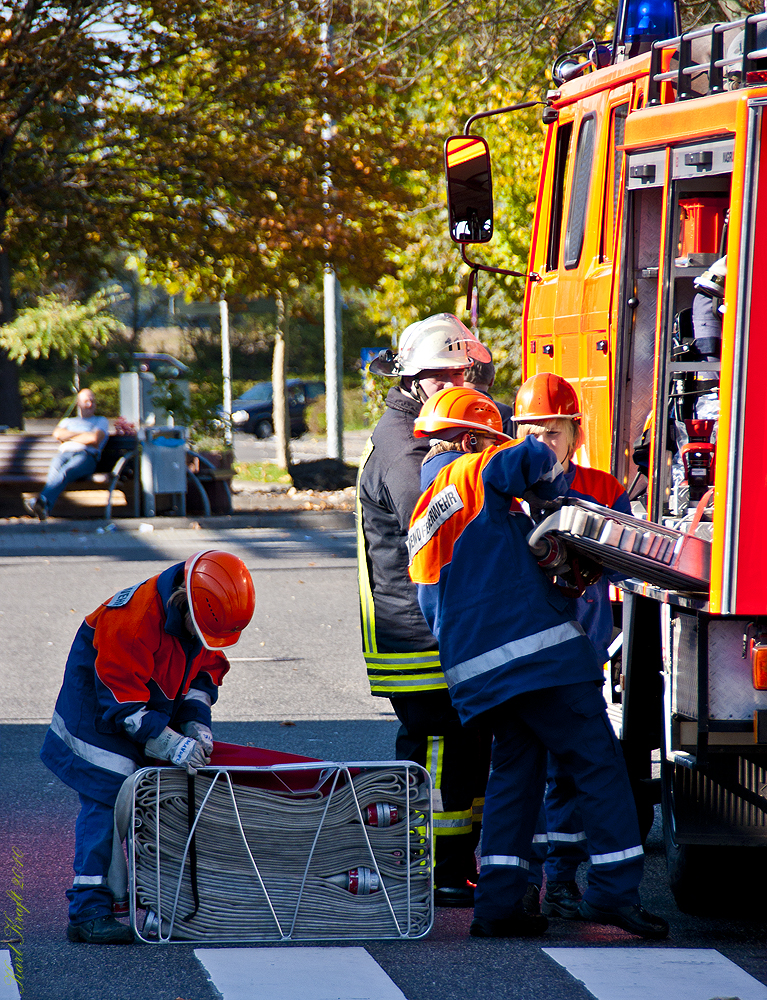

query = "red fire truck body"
[{"left": 446, "top": 12, "right": 767, "bottom": 906}]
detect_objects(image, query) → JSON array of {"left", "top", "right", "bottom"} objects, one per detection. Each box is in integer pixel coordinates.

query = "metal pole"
[
  {"left": 220, "top": 297, "right": 233, "bottom": 447},
  {"left": 324, "top": 266, "right": 343, "bottom": 459},
  {"left": 321, "top": 1, "right": 343, "bottom": 461}
]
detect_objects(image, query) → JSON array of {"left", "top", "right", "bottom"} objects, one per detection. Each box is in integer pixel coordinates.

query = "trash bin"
[{"left": 140, "top": 428, "right": 187, "bottom": 517}]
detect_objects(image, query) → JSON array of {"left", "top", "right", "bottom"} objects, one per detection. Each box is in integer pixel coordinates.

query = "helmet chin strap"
[
  {"left": 411, "top": 380, "right": 430, "bottom": 404},
  {"left": 401, "top": 376, "right": 429, "bottom": 404}
]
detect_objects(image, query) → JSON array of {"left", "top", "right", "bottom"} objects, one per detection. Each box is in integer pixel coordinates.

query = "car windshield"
[{"left": 238, "top": 383, "right": 273, "bottom": 403}]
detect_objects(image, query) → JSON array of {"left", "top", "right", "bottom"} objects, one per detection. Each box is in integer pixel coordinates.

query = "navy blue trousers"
[
  {"left": 475, "top": 681, "right": 643, "bottom": 921},
  {"left": 66, "top": 793, "right": 116, "bottom": 924},
  {"left": 529, "top": 759, "right": 590, "bottom": 885}
]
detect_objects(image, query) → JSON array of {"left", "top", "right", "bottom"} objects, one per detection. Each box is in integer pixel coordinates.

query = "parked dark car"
[{"left": 229, "top": 379, "right": 325, "bottom": 438}]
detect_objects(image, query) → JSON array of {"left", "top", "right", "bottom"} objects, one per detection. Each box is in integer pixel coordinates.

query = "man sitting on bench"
[{"left": 25, "top": 388, "right": 110, "bottom": 521}]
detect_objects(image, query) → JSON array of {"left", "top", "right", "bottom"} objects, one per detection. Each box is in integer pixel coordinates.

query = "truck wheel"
[{"left": 254, "top": 419, "right": 273, "bottom": 439}]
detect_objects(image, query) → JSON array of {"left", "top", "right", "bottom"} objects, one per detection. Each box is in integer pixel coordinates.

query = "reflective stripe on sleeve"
[
  {"left": 50, "top": 711, "right": 138, "bottom": 777},
  {"left": 590, "top": 844, "right": 644, "bottom": 865},
  {"left": 356, "top": 439, "right": 448, "bottom": 695},
  {"left": 122, "top": 707, "right": 148, "bottom": 736},
  {"left": 449, "top": 621, "right": 586, "bottom": 686},
  {"left": 480, "top": 855, "right": 530, "bottom": 870},
  {"left": 356, "top": 439, "right": 378, "bottom": 658},
  {"left": 183, "top": 689, "right": 212, "bottom": 707},
  {"left": 364, "top": 651, "right": 447, "bottom": 694}
]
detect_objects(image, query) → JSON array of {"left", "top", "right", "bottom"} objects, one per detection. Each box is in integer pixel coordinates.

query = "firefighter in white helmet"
[{"left": 357, "top": 313, "right": 493, "bottom": 907}]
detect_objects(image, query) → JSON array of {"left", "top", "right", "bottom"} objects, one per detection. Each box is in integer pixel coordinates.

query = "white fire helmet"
[
  {"left": 694, "top": 254, "right": 727, "bottom": 298},
  {"left": 368, "top": 313, "right": 491, "bottom": 377}
]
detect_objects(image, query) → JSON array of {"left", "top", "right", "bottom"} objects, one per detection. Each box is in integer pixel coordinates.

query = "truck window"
[
  {"left": 601, "top": 103, "right": 629, "bottom": 263},
  {"left": 546, "top": 121, "right": 573, "bottom": 271},
  {"left": 564, "top": 114, "right": 596, "bottom": 269}
]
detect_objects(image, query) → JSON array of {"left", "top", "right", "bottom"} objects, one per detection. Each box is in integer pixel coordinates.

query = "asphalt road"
[{"left": 1, "top": 521, "right": 766, "bottom": 1000}]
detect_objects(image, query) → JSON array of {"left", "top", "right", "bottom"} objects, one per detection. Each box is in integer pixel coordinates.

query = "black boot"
[{"left": 66, "top": 915, "right": 134, "bottom": 944}]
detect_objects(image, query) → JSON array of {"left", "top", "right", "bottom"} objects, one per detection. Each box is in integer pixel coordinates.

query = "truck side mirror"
[{"left": 444, "top": 135, "right": 494, "bottom": 244}]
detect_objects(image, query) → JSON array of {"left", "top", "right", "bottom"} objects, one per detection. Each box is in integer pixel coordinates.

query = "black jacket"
[{"left": 357, "top": 388, "right": 437, "bottom": 656}]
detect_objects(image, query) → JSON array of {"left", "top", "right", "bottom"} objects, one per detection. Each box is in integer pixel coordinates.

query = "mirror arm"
[
  {"left": 461, "top": 244, "right": 539, "bottom": 283},
  {"left": 464, "top": 101, "right": 545, "bottom": 135}
]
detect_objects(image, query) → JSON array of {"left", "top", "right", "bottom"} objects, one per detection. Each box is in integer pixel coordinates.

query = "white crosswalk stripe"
[
  {"left": 0, "top": 952, "right": 21, "bottom": 1000},
  {"left": 195, "top": 946, "right": 407, "bottom": 1000},
  {"left": 544, "top": 947, "right": 767, "bottom": 1000}
]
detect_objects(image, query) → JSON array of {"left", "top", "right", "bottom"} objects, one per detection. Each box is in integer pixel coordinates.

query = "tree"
[
  {"left": 0, "top": 1, "right": 435, "bottom": 430},
  {"left": 0, "top": 287, "right": 123, "bottom": 365},
  {"left": 0, "top": 2, "right": 146, "bottom": 425}
]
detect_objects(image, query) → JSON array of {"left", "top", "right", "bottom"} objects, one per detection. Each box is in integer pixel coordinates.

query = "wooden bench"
[
  {"left": 0, "top": 434, "right": 234, "bottom": 518},
  {"left": 0, "top": 433, "right": 139, "bottom": 518}
]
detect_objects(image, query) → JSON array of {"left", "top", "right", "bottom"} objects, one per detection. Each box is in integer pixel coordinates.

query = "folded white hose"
[{"left": 128, "top": 764, "right": 432, "bottom": 942}]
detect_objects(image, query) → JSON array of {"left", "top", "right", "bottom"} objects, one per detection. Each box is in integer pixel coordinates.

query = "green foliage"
[
  {"left": 88, "top": 378, "right": 122, "bottom": 419},
  {"left": 19, "top": 375, "right": 122, "bottom": 419},
  {"left": 0, "top": 288, "right": 126, "bottom": 363},
  {"left": 18, "top": 376, "right": 60, "bottom": 419}
]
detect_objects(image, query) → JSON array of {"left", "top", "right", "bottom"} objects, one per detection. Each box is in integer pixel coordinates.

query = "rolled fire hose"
[{"left": 120, "top": 765, "right": 432, "bottom": 941}]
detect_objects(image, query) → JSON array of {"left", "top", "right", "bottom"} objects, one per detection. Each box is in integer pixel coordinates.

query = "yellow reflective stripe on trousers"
[
  {"left": 433, "top": 811, "right": 473, "bottom": 836},
  {"left": 356, "top": 437, "right": 447, "bottom": 694},
  {"left": 426, "top": 736, "right": 471, "bottom": 836}
]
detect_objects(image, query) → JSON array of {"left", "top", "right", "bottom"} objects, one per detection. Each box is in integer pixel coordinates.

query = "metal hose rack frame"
[{"left": 125, "top": 761, "right": 433, "bottom": 943}]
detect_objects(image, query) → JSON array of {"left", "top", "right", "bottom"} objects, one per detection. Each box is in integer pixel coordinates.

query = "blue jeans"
[
  {"left": 40, "top": 449, "right": 98, "bottom": 511},
  {"left": 66, "top": 794, "right": 116, "bottom": 924}
]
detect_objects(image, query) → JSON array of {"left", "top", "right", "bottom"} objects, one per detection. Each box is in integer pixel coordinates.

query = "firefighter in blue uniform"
[
  {"left": 41, "top": 550, "right": 255, "bottom": 944},
  {"left": 513, "top": 373, "right": 634, "bottom": 919},
  {"left": 408, "top": 386, "right": 669, "bottom": 939}
]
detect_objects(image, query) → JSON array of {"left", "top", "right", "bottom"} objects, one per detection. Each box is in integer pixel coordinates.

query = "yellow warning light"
[{"left": 749, "top": 636, "right": 767, "bottom": 690}]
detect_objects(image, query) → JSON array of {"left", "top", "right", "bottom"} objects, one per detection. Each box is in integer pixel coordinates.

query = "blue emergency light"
[{"left": 615, "top": 0, "right": 679, "bottom": 57}]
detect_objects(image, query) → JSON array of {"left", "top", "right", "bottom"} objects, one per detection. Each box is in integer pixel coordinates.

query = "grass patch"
[{"left": 234, "top": 461, "right": 292, "bottom": 484}]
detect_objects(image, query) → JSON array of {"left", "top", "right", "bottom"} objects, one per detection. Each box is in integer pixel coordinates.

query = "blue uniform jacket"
[
  {"left": 408, "top": 437, "right": 602, "bottom": 725},
  {"left": 40, "top": 561, "right": 229, "bottom": 805}
]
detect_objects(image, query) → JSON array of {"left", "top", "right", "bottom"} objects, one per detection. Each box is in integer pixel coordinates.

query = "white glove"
[
  {"left": 181, "top": 722, "right": 213, "bottom": 759},
  {"left": 145, "top": 727, "right": 209, "bottom": 773}
]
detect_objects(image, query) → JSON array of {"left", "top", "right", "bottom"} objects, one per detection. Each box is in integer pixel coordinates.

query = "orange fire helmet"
[
  {"left": 414, "top": 386, "right": 512, "bottom": 440},
  {"left": 184, "top": 550, "right": 255, "bottom": 650},
  {"left": 514, "top": 373, "right": 581, "bottom": 423}
]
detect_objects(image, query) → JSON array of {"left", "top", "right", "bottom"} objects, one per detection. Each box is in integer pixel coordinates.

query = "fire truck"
[{"left": 444, "top": 0, "right": 767, "bottom": 910}]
